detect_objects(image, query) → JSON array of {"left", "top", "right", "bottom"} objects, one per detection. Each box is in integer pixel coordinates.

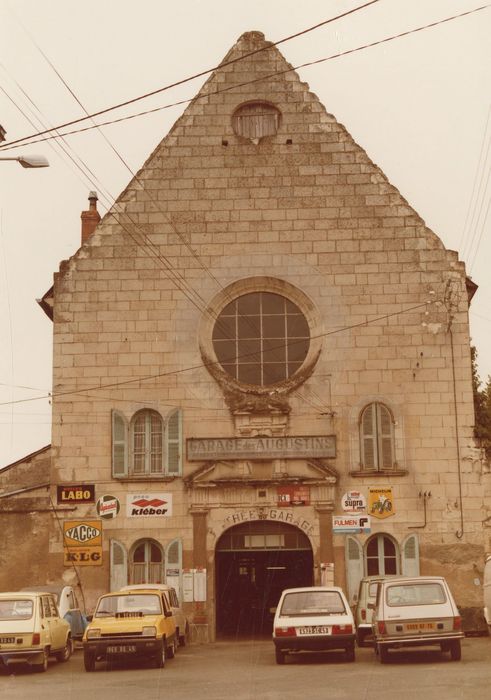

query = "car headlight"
[
  {"left": 142, "top": 626, "right": 157, "bottom": 637},
  {"left": 87, "top": 628, "right": 101, "bottom": 639}
]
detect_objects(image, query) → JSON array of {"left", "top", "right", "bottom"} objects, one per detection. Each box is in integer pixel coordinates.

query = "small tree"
[{"left": 471, "top": 346, "right": 491, "bottom": 461}]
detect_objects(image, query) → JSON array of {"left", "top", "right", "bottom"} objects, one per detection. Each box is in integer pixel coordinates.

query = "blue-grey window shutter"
[
  {"left": 112, "top": 410, "right": 128, "bottom": 477},
  {"left": 166, "top": 409, "right": 182, "bottom": 475}
]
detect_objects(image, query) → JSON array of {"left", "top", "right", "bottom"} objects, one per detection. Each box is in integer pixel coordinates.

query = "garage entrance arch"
[{"left": 215, "top": 520, "right": 313, "bottom": 637}]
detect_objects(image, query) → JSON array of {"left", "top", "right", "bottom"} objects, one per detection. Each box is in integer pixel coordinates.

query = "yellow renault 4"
[{"left": 83, "top": 589, "right": 176, "bottom": 671}]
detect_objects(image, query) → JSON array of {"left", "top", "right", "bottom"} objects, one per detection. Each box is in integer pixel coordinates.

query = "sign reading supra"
[
  {"left": 126, "top": 493, "right": 173, "bottom": 517},
  {"left": 187, "top": 436, "right": 336, "bottom": 461}
]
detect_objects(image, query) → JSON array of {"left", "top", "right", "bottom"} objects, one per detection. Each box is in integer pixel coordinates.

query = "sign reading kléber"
[
  {"left": 126, "top": 493, "right": 173, "bottom": 517},
  {"left": 187, "top": 435, "right": 336, "bottom": 461},
  {"left": 332, "top": 514, "right": 371, "bottom": 534}
]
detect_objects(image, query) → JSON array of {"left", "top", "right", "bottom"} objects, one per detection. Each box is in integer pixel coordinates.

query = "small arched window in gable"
[
  {"left": 359, "top": 402, "right": 395, "bottom": 471},
  {"left": 232, "top": 102, "right": 280, "bottom": 142}
]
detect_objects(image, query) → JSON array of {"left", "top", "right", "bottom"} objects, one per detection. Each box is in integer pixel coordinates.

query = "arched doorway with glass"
[
  {"left": 345, "top": 533, "right": 420, "bottom": 605},
  {"left": 215, "top": 521, "right": 313, "bottom": 638},
  {"left": 365, "top": 534, "right": 399, "bottom": 576},
  {"left": 130, "top": 539, "right": 164, "bottom": 584}
]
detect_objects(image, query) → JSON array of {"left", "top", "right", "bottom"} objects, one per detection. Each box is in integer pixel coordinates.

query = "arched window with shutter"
[
  {"left": 359, "top": 402, "right": 395, "bottom": 471},
  {"left": 111, "top": 408, "right": 182, "bottom": 478}
]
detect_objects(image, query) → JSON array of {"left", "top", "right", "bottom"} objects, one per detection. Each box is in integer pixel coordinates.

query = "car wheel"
[
  {"left": 154, "top": 641, "right": 166, "bottom": 668},
  {"left": 345, "top": 644, "right": 355, "bottom": 662},
  {"left": 275, "top": 648, "right": 286, "bottom": 665},
  {"left": 449, "top": 640, "right": 461, "bottom": 661},
  {"left": 84, "top": 651, "right": 96, "bottom": 672},
  {"left": 167, "top": 639, "right": 176, "bottom": 659},
  {"left": 378, "top": 644, "right": 390, "bottom": 664},
  {"left": 179, "top": 624, "right": 189, "bottom": 647},
  {"left": 34, "top": 648, "right": 49, "bottom": 673},
  {"left": 56, "top": 637, "right": 72, "bottom": 662}
]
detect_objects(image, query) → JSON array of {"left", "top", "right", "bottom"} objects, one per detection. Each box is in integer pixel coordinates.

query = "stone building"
[{"left": 2, "top": 30, "right": 490, "bottom": 638}]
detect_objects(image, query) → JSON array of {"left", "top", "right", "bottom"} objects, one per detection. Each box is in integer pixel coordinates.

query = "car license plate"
[
  {"left": 107, "top": 645, "right": 137, "bottom": 653},
  {"left": 405, "top": 622, "right": 435, "bottom": 631},
  {"left": 0, "top": 637, "right": 15, "bottom": 644},
  {"left": 298, "top": 626, "right": 330, "bottom": 635}
]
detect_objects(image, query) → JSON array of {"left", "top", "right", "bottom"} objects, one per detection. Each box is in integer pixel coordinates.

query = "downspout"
[{"left": 449, "top": 324, "right": 464, "bottom": 539}]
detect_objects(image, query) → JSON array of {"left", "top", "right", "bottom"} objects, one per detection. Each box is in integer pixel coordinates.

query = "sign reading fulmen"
[{"left": 187, "top": 435, "right": 336, "bottom": 461}]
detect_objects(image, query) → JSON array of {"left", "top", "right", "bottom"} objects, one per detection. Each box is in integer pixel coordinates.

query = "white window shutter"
[
  {"left": 401, "top": 534, "right": 420, "bottom": 577},
  {"left": 166, "top": 409, "right": 182, "bottom": 475},
  {"left": 110, "top": 539, "right": 128, "bottom": 591},
  {"left": 112, "top": 410, "right": 128, "bottom": 477},
  {"left": 345, "top": 536, "right": 364, "bottom": 605}
]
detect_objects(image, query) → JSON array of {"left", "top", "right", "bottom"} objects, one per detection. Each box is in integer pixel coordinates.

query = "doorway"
[{"left": 215, "top": 521, "right": 313, "bottom": 637}]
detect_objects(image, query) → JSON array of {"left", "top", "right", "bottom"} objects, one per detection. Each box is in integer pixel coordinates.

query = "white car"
[
  {"left": 120, "top": 584, "right": 189, "bottom": 646},
  {"left": 370, "top": 576, "right": 464, "bottom": 662},
  {"left": 483, "top": 555, "right": 491, "bottom": 631},
  {"left": 272, "top": 586, "right": 355, "bottom": 664},
  {"left": 0, "top": 591, "right": 72, "bottom": 672}
]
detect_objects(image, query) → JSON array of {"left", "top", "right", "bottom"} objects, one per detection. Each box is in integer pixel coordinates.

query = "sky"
[{"left": 0, "top": 0, "right": 489, "bottom": 469}]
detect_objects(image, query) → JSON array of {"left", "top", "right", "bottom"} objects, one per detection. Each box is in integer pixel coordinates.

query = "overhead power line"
[
  {"left": 0, "top": 301, "right": 430, "bottom": 408},
  {"left": 0, "top": 0, "right": 381, "bottom": 151},
  {"left": 1, "top": 3, "right": 489, "bottom": 152}
]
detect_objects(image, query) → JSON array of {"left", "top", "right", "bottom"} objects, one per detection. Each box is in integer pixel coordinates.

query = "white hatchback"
[
  {"left": 370, "top": 576, "right": 464, "bottom": 663},
  {"left": 273, "top": 586, "right": 355, "bottom": 664}
]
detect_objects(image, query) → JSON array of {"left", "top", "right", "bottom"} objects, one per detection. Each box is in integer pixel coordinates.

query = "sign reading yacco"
[{"left": 187, "top": 435, "right": 336, "bottom": 461}]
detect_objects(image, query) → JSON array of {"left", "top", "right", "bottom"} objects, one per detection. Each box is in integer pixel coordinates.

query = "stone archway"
[{"left": 215, "top": 520, "right": 313, "bottom": 637}]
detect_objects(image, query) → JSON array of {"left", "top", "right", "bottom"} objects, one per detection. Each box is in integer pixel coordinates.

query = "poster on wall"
[
  {"left": 126, "top": 493, "right": 173, "bottom": 517},
  {"left": 182, "top": 569, "right": 194, "bottom": 602},
  {"left": 368, "top": 487, "right": 395, "bottom": 519},
  {"left": 277, "top": 485, "right": 310, "bottom": 506},
  {"left": 63, "top": 520, "right": 102, "bottom": 566}
]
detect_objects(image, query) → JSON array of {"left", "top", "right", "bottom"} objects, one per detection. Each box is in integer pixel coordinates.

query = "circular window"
[{"left": 212, "top": 291, "right": 310, "bottom": 387}]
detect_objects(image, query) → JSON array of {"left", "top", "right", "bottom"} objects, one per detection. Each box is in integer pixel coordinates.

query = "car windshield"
[
  {"left": 0, "top": 599, "right": 34, "bottom": 620},
  {"left": 95, "top": 594, "right": 162, "bottom": 618},
  {"left": 386, "top": 583, "right": 446, "bottom": 607},
  {"left": 280, "top": 591, "right": 346, "bottom": 616}
]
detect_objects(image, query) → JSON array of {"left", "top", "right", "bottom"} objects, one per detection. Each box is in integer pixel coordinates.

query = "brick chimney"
[{"left": 81, "top": 191, "right": 101, "bottom": 243}]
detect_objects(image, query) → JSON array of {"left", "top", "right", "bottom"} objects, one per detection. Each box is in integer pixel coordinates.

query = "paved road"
[{"left": 1, "top": 637, "right": 490, "bottom": 700}]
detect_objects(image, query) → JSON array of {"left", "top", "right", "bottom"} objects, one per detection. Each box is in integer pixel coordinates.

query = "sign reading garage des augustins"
[{"left": 186, "top": 436, "right": 336, "bottom": 461}]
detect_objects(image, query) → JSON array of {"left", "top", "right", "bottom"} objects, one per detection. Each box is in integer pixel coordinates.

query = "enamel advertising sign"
[
  {"left": 126, "top": 493, "right": 173, "bottom": 517},
  {"left": 96, "top": 494, "right": 120, "bottom": 520},
  {"left": 341, "top": 490, "right": 366, "bottom": 513},
  {"left": 63, "top": 520, "right": 102, "bottom": 566},
  {"left": 332, "top": 514, "right": 371, "bottom": 534},
  {"left": 368, "top": 487, "right": 395, "bottom": 519}
]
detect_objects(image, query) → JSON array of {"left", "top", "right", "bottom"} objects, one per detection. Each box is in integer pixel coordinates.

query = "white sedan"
[{"left": 273, "top": 586, "right": 355, "bottom": 664}]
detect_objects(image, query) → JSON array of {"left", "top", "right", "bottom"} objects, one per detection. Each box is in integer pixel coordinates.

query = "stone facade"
[{"left": 2, "top": 31, "right": 489, "bottom": 637}]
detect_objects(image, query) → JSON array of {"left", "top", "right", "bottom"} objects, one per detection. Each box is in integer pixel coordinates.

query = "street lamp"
[{"left": 0, "top": 155, "right": 49, "bottom": 168}]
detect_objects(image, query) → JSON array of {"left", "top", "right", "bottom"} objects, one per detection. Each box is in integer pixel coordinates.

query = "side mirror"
[
  {"left": 86, "top": 614, "right": 93, "bottom": 622},
  {"left": 367, "top": 602, "right": 375, "bottom": 610},
  {"left": 165, "top": 610, "right": 172, "bottom": 618}
]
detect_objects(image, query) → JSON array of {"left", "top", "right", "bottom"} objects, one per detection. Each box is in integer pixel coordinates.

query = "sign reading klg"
[
  {"left": 368, "top": 487, "right": 395, "bottom": 519},
  {"left": 63, "top": 520, "right": 102, "bottom": 566}
]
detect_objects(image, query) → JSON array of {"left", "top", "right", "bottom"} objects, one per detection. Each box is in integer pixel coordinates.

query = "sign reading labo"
[{"left": 187, "top": 435, "right": 336, "bottom": 461}]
